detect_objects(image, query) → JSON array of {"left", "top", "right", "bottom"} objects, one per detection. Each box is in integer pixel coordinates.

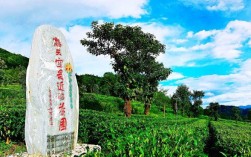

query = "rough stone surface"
[
  {"left": 25, "top": 25, "right": 79, "bottom": 156},
  {"left": 8, "top": 144, "right": 101, "bottom": 157}
]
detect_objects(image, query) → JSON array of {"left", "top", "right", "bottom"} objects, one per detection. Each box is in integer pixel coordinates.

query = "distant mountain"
[
  {"left": 239, "top": 105, "right": 251, "bottom": 109},
  {"left": 218, "top": 105, "right": 250, "bottom": 120},
  {"left": 0, "top": 48, "right": 28, "bottom": 68}
]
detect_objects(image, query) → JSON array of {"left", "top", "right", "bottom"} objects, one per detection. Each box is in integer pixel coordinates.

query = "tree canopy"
[
  {"left": 209, "top": 102, "right": 220, "bottom": 121},
  {"left": 81, "top": 21, "right": 171, "bottom": 117},
  {"left": 172, "top": 84, "right": 191, "bottom": 116}
]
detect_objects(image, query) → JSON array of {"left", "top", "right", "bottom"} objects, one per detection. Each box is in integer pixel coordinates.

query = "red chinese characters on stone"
[
  {"left": 53, "top": 37, "right": 67, "bottom": 131},
  {"left": 57, "top": 69, "right": 63, "bottom": 80},
  {"left": 48, "top": 88, "right": 53, "bottom": 126},
  {"left": 56, "top": 49, "right": 61, "bottom": 56},
  {"left": 59, "top": 117, "right": 67, "bottom": 131},
  {"left": 55, "top": 59, "right": 63, "bottom": 68},
  {"left": 58, "top": 92, "right": 65, "bottom": 100},
  {"left": 53, "top": 37, "right": 62, "bottom": 48},
  {"left": 57, "top": 81, "right": 64, "bottom": 91},
  {"left": 59, "top": 102, "right": 65, "bottom": 116}
]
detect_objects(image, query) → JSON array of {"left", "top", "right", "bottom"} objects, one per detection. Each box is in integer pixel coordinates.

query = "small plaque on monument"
[{"left": 25, "top": 25, "right": 79, "bottom": 156}]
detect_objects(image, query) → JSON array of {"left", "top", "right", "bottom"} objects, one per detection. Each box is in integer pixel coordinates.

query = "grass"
[
  {"left": 0, "top": 141, "right": 26, "bottom": 156},
  {"left": 0, "top": 84, "right": 22, "bottom": 91}
]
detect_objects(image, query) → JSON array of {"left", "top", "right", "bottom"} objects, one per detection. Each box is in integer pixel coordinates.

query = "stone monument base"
[{"left": 8, "top": 144, "right": 101, "bottom": 157}]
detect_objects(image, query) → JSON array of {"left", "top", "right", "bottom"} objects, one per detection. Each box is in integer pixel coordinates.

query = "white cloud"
[
  {"left": 169, "top": 59, "right": 251, "bottom": 106},
  {"left": 166, "top": 72, "right": 185, "bottom": 80},
  {"left": 206, "top": 0, "right": 244, "bottom": 11},
  {"left": 0, "top": 36, "right": 31, "bottom": 57},
  {"left": 0, "top": 0, "right": 149, "bottom": 68},
  {"left": 160, "top": 51, "right": 206, "bottom": 67},
  {"left": 168, "top": 47, "right": 189, "bottom": 52},
  {"left": 190, "top": 43, "right": 213, "bottom": 51},
  {"left": 0, "top": 0, "right": 148, "bottom": 23},
  {"left": 180, "top": 20, "right": 251, "bottom": 61},
  {"left": 172, "top": 39, "right": 188, "bottom": 44},
  {"left": 159, "top": 85, "right": 177, "bottom": 96},
  {"left": 194, "top": 30, "right": 219, "bottom": 40},
  {"left": 137, "top": 20, "right": 251, "bottom": 69},
  {"left": 204, "top": 84, "right": 251, "bottom": 106},
  {"left": 205, "top": 92, "right": 215, "bottom": 97},
  {"left": 248, "top": 40, "right": 251, "bottom": 47},
  {"left": 130, "top": 22, "right": 183, "bottom": 42},
  {"left": 211, "top": 20, "right": 251, "bottom": 60},
  {"left": 186, "top": 31, "right": 194, "bottom": 38},
  {"left": 180, "top": 0, "right": 244, "bottom": 12}
]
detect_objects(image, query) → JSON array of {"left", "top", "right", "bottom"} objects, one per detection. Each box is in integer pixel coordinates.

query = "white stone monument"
[{"left": 25, "top": 25, "right": 79, "bottom": 156}]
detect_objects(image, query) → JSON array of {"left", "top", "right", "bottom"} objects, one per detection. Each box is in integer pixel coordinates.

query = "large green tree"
[
  {"left": 152, "top": 89, "right": 171, "bottom": 117},
  {"left": 81, "top": 21, "right": 169, "bottom": 117},
  {"left": 248, "top": 109, "right": 251, "bottom": 122},
  {"left": 0, "top": 58, "right": 6, "bottom": 84},
  {"left": 209, "top": 102, "right": 220, "bottom": 121},
  {"left": 99, "top": 72, "right": 121, "bottom": 97},
  {"left": 76, "top": 74, "right": 101, "bottom": 94},
  {"left": 141, "top": 61, "right": 171, "bottom": 115},
  {"left": 191, "top": 90, "right": 204, "bottom": 117},
  {"left": 172, "top": 84, "right": 191, "bottom": 116},
  {"left": 231, "top": 106, "right": 241, "bottom": 122}
]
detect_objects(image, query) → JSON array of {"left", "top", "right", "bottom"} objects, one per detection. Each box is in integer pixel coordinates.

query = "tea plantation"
[{"left": 1, "top": 85, "right": 251, "bottom": 156}]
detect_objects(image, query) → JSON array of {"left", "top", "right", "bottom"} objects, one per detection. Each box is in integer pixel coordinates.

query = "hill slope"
[{"left": 0, "top": 48, "right": 28, "bottom": 68}]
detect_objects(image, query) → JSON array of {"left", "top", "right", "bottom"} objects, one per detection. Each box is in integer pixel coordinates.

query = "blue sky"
[{"left": 0, "top": 0, "right": 251, "bottom": 107}]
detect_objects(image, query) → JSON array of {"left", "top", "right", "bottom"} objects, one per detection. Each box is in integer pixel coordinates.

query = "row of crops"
[
  {"left": 1, "top": 85, "right": 251, "bottom": 156},
  {"left": 79, "top": 110, "right": 210, "bottom": 156},
  {"left": 210, "top": 120, "right": 251, "bottom": 156},
  {"left": 0, "top": 107, "right": 209, "bottom": 156},
  {"left": 1, "top": 107, "right": 251, "bottom": 156}
]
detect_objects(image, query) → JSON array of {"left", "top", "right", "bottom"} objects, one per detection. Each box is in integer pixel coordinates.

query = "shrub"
[{"left": 0, "top": 106, "right": 25, "bottom": 143}]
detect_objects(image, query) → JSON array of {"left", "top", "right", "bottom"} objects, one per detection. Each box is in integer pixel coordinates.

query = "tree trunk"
[
  {"left": 144, "top": 103, "right": 151, "bottom": 115},
  {"left": 124, "top": 98, "right": 132, "bottom": 117}
]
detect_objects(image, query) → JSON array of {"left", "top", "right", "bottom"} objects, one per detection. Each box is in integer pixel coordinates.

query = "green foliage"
[
  {"left": 79, "top": 93, "right": 161, "bottom": 115},
  {"left": 231, "top": 106, "right": 241, "bottom": 121},
  {"left": 0, "top": 141, "right": 26, "bottom": 156},
  {"left": 0, "top": 106, "right": 25, "bottom": 143},
  {"left": 152, "top": 90, "right": 171, "bottom": 112},
  {"left": 0, "top": 67, "right": 26, "bottom": 86},
  {"left": 1, "top": 106, "right": 251, "bottom": 156},
  {"left": 211, "top": 120, "right": 251, "bottom": 156},
  {"left": 81, "top": 21, "right": 171, "bottom": 116},
  {"left": 248, "top": 109, "right": 251, "bottom": 121},
  {"left": 0, "top": 85, "right": 26, "bottom": 107},
  {"left": 0, "top": 58, "right": 7, "bottom": 69},
  {"left": 191, "top": 90, "right": 204, "bottom": 117},
  {"left": 208, "top": 102, "right": 220, "bottom": 121},
  {"left": 0, "top": 48, "right": 28, "bottom": 69},
  {"left": 172, "top": 84, "right": 191, "bottom": 116},
  {"left": 79, "top": 109, "right": 208, "bottom": 156},
  {"left": 79, "top": 93, "right": 124, "bottom": 113},
  {"left": 76, "top": 72, "right": 122, "bottom": 97},
  {"left": 77, "top": 74, "right": 101, "bottom": 94}
]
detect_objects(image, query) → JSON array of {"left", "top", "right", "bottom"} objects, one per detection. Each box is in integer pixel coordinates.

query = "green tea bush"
[
  {"left": 0, "top": 85, "right": 26, "bottom": 107},
  {"left": 79, "top": 93, "right": 162, "bottom": 115},
  {"left": 79, "top": 109, "right": 209, "bottom": 156},
  {"left": 79, "top": 93, "right": 124, "bottom": 113},
  {"left": 211, "top": 120, "right": 251, "bottom": 156},
  {"left": 0, "top": 107, "right": 25, "bottom": 143}
]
